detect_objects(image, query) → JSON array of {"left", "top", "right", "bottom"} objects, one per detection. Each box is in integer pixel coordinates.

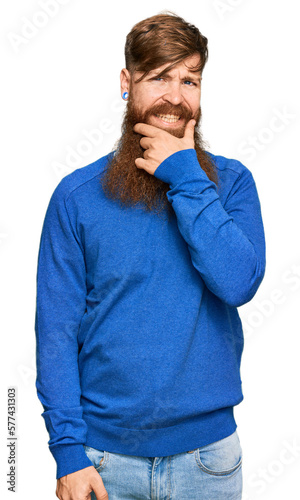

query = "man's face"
[
  {"left": 101, "top": 53, "right": 215, "bottom": 215},
  {"left": 120, "top": 53, "right": 202, "bottom": 137}
]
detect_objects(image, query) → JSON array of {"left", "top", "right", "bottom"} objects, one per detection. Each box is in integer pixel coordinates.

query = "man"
[{"left": 35, "top": 12, "right": 266, "bottom": 500}]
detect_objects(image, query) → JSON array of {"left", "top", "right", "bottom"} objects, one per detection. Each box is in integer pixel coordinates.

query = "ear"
[{"left": 120, "top": 68, "right": 131, "bottom": 97}]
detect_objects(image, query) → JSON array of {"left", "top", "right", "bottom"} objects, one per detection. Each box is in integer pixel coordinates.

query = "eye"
[{"left": 184, "top": 80, "right": 196, "bottom": 86}]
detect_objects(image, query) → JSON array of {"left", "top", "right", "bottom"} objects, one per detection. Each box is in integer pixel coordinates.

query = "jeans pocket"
[
  {"left": 195, "top": 430, "right": 242, "bottom": 476},
  {"left": 83, "top": 445, "right": 109, "bottom": 472}
]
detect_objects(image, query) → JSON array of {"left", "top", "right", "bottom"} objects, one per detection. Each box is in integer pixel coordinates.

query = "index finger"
[{"left": 133, "top": 122, "right": 161, "bottom": 137}]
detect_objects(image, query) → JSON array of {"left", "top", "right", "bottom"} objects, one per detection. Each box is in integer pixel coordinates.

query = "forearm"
[
  {"left": 154, "top": 149, "right": 266, "bottom": 306},
  {"left": 35, "top": 316, "right": 92, "bottom": 478}
]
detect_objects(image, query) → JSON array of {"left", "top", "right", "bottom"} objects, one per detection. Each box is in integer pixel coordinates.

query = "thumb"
[{"left": 184, "top": 119, "right": 196, "bottom": 140}]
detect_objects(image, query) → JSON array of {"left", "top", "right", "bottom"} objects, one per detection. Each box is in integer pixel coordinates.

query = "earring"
[{"left": 122, "top": 91, "right": 129, "bottom": 100}]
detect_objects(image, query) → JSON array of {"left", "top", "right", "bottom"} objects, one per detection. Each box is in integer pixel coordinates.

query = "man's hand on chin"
[{"left": 133, "top": 119, "right": 196, "bottom": 176}]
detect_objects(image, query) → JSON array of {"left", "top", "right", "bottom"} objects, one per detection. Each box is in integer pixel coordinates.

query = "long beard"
[{"left": 100, "top": 98, "right": 218, "bottom": 216}]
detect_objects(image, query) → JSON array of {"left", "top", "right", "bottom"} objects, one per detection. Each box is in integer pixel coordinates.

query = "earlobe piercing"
[{"left": 122, "top": 91, "right": 129, "bottom": 100}]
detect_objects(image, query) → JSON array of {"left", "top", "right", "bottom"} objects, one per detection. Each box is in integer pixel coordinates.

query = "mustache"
[
  {"left": 142, "top": 102, "right": 194, "bottom": 123},
  {"left": 125, "top": 99, "right": 198, "bottom": 127}
]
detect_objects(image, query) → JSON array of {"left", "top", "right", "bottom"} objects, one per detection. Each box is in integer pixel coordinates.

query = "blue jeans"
[{"left": 83, "top": 430, "right": 242, "bottom": 499}]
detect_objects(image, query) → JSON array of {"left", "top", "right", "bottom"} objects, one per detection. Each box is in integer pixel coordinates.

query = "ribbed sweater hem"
[{"left": 84, "top": 406, "right": 237, "bottom": 457}]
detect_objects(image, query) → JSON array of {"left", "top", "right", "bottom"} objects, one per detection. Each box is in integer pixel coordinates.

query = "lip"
[{"left": 152, "top": 114, "right": 183, "bottom": 128}]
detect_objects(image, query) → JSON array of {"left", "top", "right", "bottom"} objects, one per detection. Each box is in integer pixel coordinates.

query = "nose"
[{"left": 162, "top": 81, "right": 184, "bottom": 105}]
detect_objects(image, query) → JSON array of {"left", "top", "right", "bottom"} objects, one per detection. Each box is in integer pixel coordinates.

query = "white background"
[{"left": 1, "top": 0, "right": 299, "bottom": 498}]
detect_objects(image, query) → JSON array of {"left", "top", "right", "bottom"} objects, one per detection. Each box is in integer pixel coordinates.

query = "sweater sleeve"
[
  {"left": 154, "top": 149, "right": 266, "bottom": 307},
  {"left": 35, "top": 182, "right": 93, "bottom": 479}
]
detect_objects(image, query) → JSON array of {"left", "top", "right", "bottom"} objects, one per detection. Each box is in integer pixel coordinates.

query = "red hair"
[{"left": 125, "top": 12, "right": 209, "bottom": 82}]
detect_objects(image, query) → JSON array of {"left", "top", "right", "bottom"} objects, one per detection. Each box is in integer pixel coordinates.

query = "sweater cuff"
[
  {"left": 51, "top": 443, "right": 94, "bottom": 479},
  {"left": 153, "top": 148, "right": 212, "bottom": 188}
]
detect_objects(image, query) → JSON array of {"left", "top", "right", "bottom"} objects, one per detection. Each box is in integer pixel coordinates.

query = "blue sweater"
[{"left": 35, "top": 148, "right": 266, "bottom": 480}]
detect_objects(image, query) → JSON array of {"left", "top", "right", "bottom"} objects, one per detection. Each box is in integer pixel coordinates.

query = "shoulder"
[
  {"left": 50, "top": 152, "right": 114, "bottom": 204},
  {"left": 207, "top": 152, "right": 257, "bottom": 203},
  {"left": 208, "top": 151, "right": 253, "bottom": 180}
]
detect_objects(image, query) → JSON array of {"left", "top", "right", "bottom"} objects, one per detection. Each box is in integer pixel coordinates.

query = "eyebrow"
[{"left": 148, "top": 71, "right": 201, "bottom": 83}]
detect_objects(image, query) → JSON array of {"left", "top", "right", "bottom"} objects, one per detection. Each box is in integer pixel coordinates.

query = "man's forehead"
[{"left": 134, "top": 53, "right": 201, "bottom": 80}]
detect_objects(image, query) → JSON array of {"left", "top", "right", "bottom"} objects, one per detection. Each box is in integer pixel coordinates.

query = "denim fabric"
[{"left": 83, "top": 430, "right": 242, "bottom": 499}]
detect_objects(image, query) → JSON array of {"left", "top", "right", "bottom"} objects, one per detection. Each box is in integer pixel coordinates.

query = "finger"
[
  {"left": 95, "top": 491, "right": 109, "bottom": 500},
  {"left": 92, "top": 475, "right": 109, "bottom": 500},
  {"left": 140, "top": 137, "right": 152, "bottom": 150},
  {"left": 133, "top": 123, "right": 160, "bottom": 137},
  {"left": 95, "top": 492, "right": 109, "bottom": 500},
  {"left": 135, "top": 157, "right": 148, "bottom": 169},
  {"left": 184, "top": 119, "right": 196, "bottom": 140}
]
